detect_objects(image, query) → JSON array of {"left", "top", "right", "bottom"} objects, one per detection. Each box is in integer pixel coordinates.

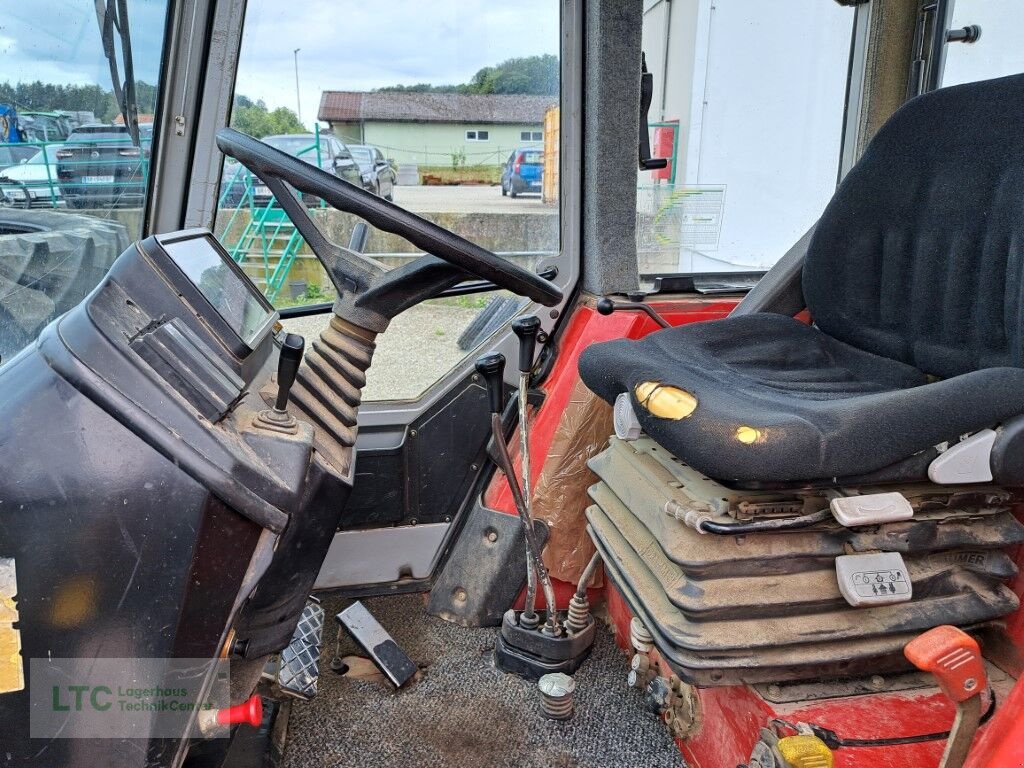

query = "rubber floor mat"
[{"left": 281, "top": 593, "right": 686, "bottom": 768}]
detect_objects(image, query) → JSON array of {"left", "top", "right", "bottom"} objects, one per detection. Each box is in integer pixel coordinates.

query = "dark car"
[
  {"left": 55, "top": 124, "right": 150, "bottom": 209},
  {"left": 243, "top": 133, "right": 364, "bottom": 208},
  {"left": 501, "top": 147, "right": 543, "bottom": 198},
  {"left": 349, "top": 144, "right": 396, "bottom": 200}
]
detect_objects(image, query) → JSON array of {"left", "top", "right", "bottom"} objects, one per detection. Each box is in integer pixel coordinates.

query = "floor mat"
[{"left": 282, "top": 594, "right": 687, "bottom": 768}]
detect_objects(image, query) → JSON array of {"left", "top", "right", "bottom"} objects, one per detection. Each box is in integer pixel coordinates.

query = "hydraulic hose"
[
  {"left": 699, "top": 507, "right": 833, "bottom": 535},
  {"left": 576, "top": 550, "right": 602, "bottom": 598}
]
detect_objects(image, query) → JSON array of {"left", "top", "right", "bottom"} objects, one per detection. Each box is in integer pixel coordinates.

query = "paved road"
[{"left": 391, "top": 184, "right": 553, "bottom": 214}]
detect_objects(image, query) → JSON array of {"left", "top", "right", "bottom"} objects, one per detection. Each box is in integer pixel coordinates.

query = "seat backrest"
[{"left": 803, "top": 73, "right": 1024, "bottom": 378}]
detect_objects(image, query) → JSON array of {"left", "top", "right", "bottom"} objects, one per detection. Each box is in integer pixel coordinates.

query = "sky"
[
  {"left": 236, "top": 0, "right": 560, "bottom": 127},
  {"left": 0, "top": 0, "right": 560, "bottom": 129}
]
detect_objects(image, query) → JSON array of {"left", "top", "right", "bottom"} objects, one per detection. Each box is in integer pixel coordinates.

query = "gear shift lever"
[
  {"left": 511, "top": 316, "right": 542, "bottom": 629},
  {"left": 255, "top": 332, "right": 305, "bottom": 434},
  {"left": 475, "top": 352, "right": 560, "bottom": 636},
  {"left": 274, "top": 333, "right": 305, "bottom": 413}
]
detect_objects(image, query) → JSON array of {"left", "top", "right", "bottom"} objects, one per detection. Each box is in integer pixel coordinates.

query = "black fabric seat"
[{"left": 579, "top": 73, "right": 1024, "bottom": 483}]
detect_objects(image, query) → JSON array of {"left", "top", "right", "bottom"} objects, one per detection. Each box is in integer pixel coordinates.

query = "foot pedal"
[
  {"left": 337, "top": 601, "right": 418, "bottom": 688},
  {"left": 273, "top": 598, "right": 325, "bottom": 700},
  {"left": 830, "top": 492, "right": 913, "bottom": 527},
  {"left": 494, "top": 609, "right": 596, "bottom": 681},
  {"left": 835, "top": 552, "right": 912, "bottom": 607}
]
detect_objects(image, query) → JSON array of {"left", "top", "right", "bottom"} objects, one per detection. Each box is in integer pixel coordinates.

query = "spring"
[
  {"left": 565, "top": 594, "right": 590, "bottom": 634},
  {"left": 538, "top": 673, "right": 575, "bottom": 720},
  {"left": 630, "top": 617, "right": 654, "bottom": 652}
]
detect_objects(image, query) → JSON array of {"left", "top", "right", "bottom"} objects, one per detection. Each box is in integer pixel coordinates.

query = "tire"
[
  {"left": 0, "top": 209, "right": 130, "bottom": 363},
  {"left": 501, "top": 180, "right": 507, "bottom": 197},
  {"left": 456, "top": 295, "right": 520, "bottom": 352},
  {"left": 510, "top": 186, "right": 518, "bottom": 199}
]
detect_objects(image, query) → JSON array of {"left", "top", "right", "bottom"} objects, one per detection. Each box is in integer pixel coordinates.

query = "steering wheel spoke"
[{"left": 215, "top": 128, "right": 563, "bottom": 324}]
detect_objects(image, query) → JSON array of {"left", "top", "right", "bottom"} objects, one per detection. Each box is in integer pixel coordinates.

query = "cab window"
[{"left": 216, "top": 0, "right": 563, "bottom": 402}]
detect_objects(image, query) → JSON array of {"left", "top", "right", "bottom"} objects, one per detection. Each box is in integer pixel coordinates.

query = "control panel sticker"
[{"left": 850, "top": 568, "right": 911, "bottom": 598}]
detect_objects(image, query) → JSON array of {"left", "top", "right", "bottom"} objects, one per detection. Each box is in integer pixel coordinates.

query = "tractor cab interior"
[{"left": 2, "top": 2, "right": 1024, "bottom": 768}]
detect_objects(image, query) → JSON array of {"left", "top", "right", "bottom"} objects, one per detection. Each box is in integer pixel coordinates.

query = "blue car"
[{"left": 500, "top": 147, "right": 543, "bottom": 198}]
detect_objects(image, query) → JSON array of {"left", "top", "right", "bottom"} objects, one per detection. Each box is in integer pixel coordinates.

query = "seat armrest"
[{"left": 730, "top": 224, "right": 815, "bottom": 317}]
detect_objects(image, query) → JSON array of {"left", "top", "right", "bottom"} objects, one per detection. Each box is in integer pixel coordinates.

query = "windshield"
[{"left": 0, "top": 1, "right": 172, "bottom": 363}]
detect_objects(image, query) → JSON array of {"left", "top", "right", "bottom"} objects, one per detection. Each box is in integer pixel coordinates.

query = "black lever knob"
[
  {"left": 274, "top": 333, "right": 305, "bottom": 412},
  {"left": 595, "top": 296, "right": 671, "bottom": 329},
  {"left": 511, "top": 315, "right": 542, "bottom": 373},
  {"left": 475, "top": 352, "right": 506, "bottom": 414}
]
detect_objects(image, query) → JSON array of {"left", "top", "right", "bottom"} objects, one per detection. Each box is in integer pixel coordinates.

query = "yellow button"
[
  {"left": 777, "top": 735, "right": 833, "bottom": 768},
  {"left": 634, "top": 382, "right": 697, "bottom": 420}
]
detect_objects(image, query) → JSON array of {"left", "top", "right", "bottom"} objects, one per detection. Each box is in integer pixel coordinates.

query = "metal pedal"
[
  {"left": 337, "top": 600, "right": 418, "bottom": 688},
  {"left": 276, "top": 598, "right": 325, "bottom": 700}
]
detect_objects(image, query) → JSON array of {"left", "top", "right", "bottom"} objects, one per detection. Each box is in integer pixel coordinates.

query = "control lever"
[
  {"left": 255, "top": 333, "right": 305, "bottom": 433},
  {"left": 274, "top": 333, "right": 305, "bottom": 412},
  {"left": 904, "top": 625, "right": 988, "bottom": 768},
  {"left": 511, "top": 316, "right": 542, "bottom": 630},
  {"left": 475, "top": 352, "right": 560, "bottom": 636},
  {"left": 596, "top": 294, "right": 671, "bottom": 329}
]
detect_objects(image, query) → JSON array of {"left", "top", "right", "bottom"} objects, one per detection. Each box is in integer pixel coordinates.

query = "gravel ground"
[{"left": 282, "top": 302, "right": 482, "bottom": 401}]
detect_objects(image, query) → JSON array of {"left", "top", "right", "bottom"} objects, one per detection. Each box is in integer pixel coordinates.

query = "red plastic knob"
[
  {"left": 904, "top": 625, "right": 987, "bottom": 703},
  {"left": 216, "top": 695, "right": 263, "bottom": 728}
]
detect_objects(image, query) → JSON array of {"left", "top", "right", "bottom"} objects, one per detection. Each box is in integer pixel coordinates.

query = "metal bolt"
[
  {"left": 454, "top": 588, "right": 467, "bottom": 603},
  {"left": 964, "top": 677, "right": 977, "bottom": 692},
  {"left": 549, "top": 309, "right": 559, "bottom": 319},
  {"left": 410, "top": 429, "right": 418, "bottom": 438},
  {"left": 486, "top": 530, "right": 498, "bottom": 543},
  {"left": 537, "top": 331, "right": 549, "bottom": 343},
  {"left": 538, "top": 673, "right": 575, "bottom": 720},
  {"left": 870, "top": 675, "right": 886, "bottom": 690},
  {"left": 472, "top": 374, "right": 480, "bottom": 383},
  {"left": 627, "top": 669, "right": 643, "bottom": 688},
  {"left": 471, "top": 463, "right": 479, "bottom": 471}
]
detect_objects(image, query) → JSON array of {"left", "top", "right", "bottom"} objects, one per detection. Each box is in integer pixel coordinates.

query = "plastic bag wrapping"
[{"left": 533, "top": 377, "right": 614, "bottom": 585}]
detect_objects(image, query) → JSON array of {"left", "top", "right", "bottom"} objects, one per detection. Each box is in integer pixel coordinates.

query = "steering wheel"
[{"left": 215, "top": 129, "right": 563, "bottom": 316}]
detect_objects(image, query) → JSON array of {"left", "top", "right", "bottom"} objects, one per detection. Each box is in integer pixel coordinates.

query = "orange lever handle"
[
  {"left": 905, "top": 625, "right": 987, "bottom": 703},
  {"left": 216, "top": 694, "right": 263, "bottom": 727}
]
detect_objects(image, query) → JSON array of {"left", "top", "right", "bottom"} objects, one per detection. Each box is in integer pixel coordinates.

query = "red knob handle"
[
  {"left": 904, "top": 625, "right": 987, "bottom": 703},
  {"left": 216, "top": 694, "right": 263, "bottom": 728}
]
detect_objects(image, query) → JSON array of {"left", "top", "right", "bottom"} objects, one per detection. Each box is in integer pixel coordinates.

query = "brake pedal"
[{"left": 275, "top": 598, "right": 325, "bottom": 700}]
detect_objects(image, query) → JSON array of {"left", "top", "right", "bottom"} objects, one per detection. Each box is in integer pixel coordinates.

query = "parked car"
[
  {"left": 245, "top": 134, "right": 365, "bottom": 207},
  {"left": 0, "top": 144, "right": 39, "bottom": 173},
  {"left": 501, "top": 147, "right": 543, "bottom": 198},
  {"left": 0, "top": 145, "right": 64, "bottom": 208},
  {"left": 349, "top": 144, "right": 396, "bottom": 200},
  {"left": 55, "top": 124, "right": 150, "bottom": 209}
]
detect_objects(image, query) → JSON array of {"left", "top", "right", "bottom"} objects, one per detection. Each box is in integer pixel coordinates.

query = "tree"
[
  {"left": 377, "top": 54, "right": 559, "bottom": 96},
  {"left": 230, "top": 97, "right": 305, "bottom": 137}
]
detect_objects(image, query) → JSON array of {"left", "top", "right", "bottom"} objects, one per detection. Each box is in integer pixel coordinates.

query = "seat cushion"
[{"left": 578, "top": 314, "right": 1024, "bottom": 482}]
